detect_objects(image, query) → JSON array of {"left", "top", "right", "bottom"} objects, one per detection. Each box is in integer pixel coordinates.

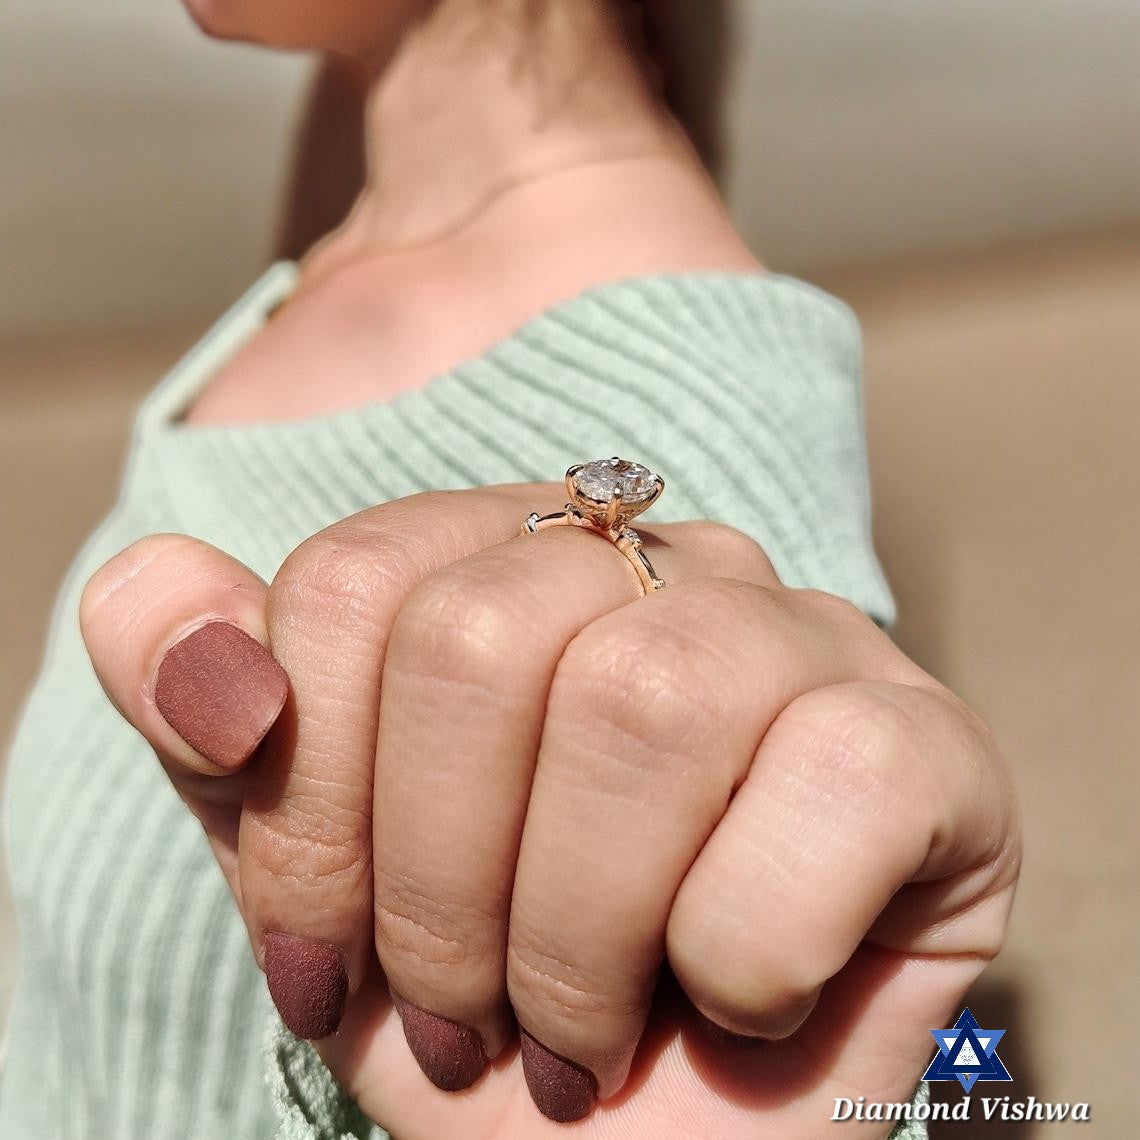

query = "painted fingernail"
[
  {"left": 263, "top": 933, "right": 348, "bottom": 1039},
  {"left": 696, "top": 1011, "right": 767, "bottom": 1049},
  {"left": 391, "top": 992, "right": 487, "bottom": 1092},
  {"left": 154, "top": 620, "right": 288, "bottom": 768},
  {"left": 520, "top": 1029, "right": 597, "bottom": 1123}
]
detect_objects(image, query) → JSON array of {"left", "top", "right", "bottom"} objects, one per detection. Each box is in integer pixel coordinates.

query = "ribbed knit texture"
[{"left": 0, "top": 263, "right": 924, "bottom": 1138}]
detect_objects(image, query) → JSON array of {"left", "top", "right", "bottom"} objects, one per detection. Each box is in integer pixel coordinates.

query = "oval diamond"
[{"left": 571, "top": 458, "right": 659, "bottom": 505}]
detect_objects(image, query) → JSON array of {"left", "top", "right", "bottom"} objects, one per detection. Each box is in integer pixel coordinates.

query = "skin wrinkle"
[
  {"left": 507, "top": 908, "right": 656, "bottom": 1001},
  {"left": 768, "top": 730, "right": 912, "bottom": 844},
  {"left": 251, "top": 798, "right": 371, "bottom": 857},
  {"left": 672, "top": 682, "right": 1013, "bottom": 1030},
  {"left": 381, "top": 658, "right": 532, "bottom": 715},
  {"left": 508, "top": 938, "right": 649, "bottom": 1023},
  {"left": 540, "top": 605, "right": 812, "bottom": 802},
  {"left": 271, "top": 532, "right": 416, "bottom": 616},
  {"left": 774, "top": 690, "right": 921, "bottom": 812},
  {"left": 272, "top": 773, "right": 375, "bottom": 832},
  {"left": 538, "top": 738, "right": 721, "bottom": 818},
  {"left": 252, "top": 827, "right": 372, "bottom": 887},
  {"left": 270, "top": 569, "right": 400, "bottom": 628},
  {"left": 93, "top": 510, "right": 1007, "bottom": 1130},
  {"left": 374, "top": 889, "right": 493, "bottom": 969},
  {"left": 374, "top": 867, "right": 507, "bottom": 938}
]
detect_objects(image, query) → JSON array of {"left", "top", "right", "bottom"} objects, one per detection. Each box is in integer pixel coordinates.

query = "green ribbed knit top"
[{"left": 0, "top": 264, "right": 926, "bottom": 1139}]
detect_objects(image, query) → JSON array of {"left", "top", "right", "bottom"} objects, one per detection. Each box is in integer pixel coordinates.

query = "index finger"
[{"left": 238, "top": 485, "right": 571, "bottom": 1040}]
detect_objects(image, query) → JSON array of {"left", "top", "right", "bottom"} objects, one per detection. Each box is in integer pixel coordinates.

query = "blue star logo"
[{"left": 922, "top": 1007, "right": 1013, "bottom": 1092}]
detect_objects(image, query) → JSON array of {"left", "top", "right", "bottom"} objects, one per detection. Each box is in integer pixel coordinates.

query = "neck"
[{"left": 303, "top": 0, "right": 725, "bottom": 276}]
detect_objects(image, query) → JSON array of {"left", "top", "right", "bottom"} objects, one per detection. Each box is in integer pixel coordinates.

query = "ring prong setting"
[{"left": 530, "top": 458, "right": 667, "bottom": 594}]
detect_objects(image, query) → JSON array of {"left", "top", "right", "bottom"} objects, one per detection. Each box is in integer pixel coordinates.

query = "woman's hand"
[{"left": 79, "top": 484, "right": 1020, "bottom": 1139}]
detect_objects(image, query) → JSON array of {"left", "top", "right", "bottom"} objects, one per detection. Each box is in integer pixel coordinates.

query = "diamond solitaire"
[
  {"left": 521, "top": 458, "right": 667, "bottom": 594},
  {"left": 566, "top": 458, "right": 664, "bottom": 530}
]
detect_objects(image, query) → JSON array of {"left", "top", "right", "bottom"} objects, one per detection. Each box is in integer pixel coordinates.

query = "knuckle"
[
  {"left": 938, "top": 686, "right": 1000, "bottom": 755},
  {"left": 786, "top": 682, "right": 919, "bottom": 802},
  {"left": 793, "top": 587, "right": 865, "bottom": 625},
  {"left": 392, "top": 569, "right": 523, "bottom": 686},
  {"left": 687, "top": 521, "right": 776, "bottom": 580},
  {"left": 373, "top": 872, "right": 499, "bottom": 970},
  {"left": 554, "top": 619, "right": 731, "bottom": 762},
  {"left": 271, "top": 524, "right": 408, "bottom": 619},
  {"left": 792, "top": 589, "right": 928, "bottom": 683}
]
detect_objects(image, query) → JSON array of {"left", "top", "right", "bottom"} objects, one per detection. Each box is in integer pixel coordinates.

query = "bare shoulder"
[{"left": 184, "top": 158, "right": 760, "bottom": 427}]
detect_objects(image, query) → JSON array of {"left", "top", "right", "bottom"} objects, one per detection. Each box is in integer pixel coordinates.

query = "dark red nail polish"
[
  {"left": 263, "top": 933, "right": 348, "bottom": 1039},
  {"left": 391, "top": 992, "right": 487, "bottom": 1092},
  {"left": 154, "top": 620, "right": 288, "bottom": 768},
  {"left": 520, "top": 1029, "right": 597, "bottom": 1122}
]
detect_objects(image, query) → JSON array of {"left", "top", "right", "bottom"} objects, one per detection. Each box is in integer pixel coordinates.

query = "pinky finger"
[{"left": 666, "top": 680, "right": 1018, "bottom": 1040}]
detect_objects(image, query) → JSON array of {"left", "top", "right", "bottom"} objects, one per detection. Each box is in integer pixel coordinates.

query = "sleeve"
[{"left": 265, "top": 1014, "right": 389, "bottom": 1140}]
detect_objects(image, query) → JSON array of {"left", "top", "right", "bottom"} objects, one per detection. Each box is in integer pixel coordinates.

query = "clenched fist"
[{"left": 79, "top": 482, "right": 1020, "bottom": 1139}]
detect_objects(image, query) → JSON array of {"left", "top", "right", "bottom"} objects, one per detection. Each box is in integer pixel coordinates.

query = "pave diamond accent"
[{"left": 571, "top": 459, "right": 658, "bottom": 506}]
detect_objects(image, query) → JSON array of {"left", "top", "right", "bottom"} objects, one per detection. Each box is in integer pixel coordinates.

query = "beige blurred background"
[{"left": 2, "top": 1, "right": 1137, "bottom": 1134}]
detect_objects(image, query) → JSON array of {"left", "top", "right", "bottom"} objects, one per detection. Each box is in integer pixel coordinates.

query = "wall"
[
  {"left": 0, "top": 1, "right": 307, "bottom": 340},
  {"left": 2, "top": 0, "right": 1139, "bottom": 340}
]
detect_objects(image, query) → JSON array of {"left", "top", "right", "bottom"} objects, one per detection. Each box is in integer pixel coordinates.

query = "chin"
[
  {"left": 179, "top": 0, "right": 420, "bottom": 54},
  {"left": 181, "top": 0, "right": 341, "bottom": 49},
  {"left": 180, "top": 0, "right": 250, "bottom": 41}
]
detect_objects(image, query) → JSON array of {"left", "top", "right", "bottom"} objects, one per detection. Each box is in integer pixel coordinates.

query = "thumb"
[{"left": 79, "top": 532, "right": 288, "bottom": 892}]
